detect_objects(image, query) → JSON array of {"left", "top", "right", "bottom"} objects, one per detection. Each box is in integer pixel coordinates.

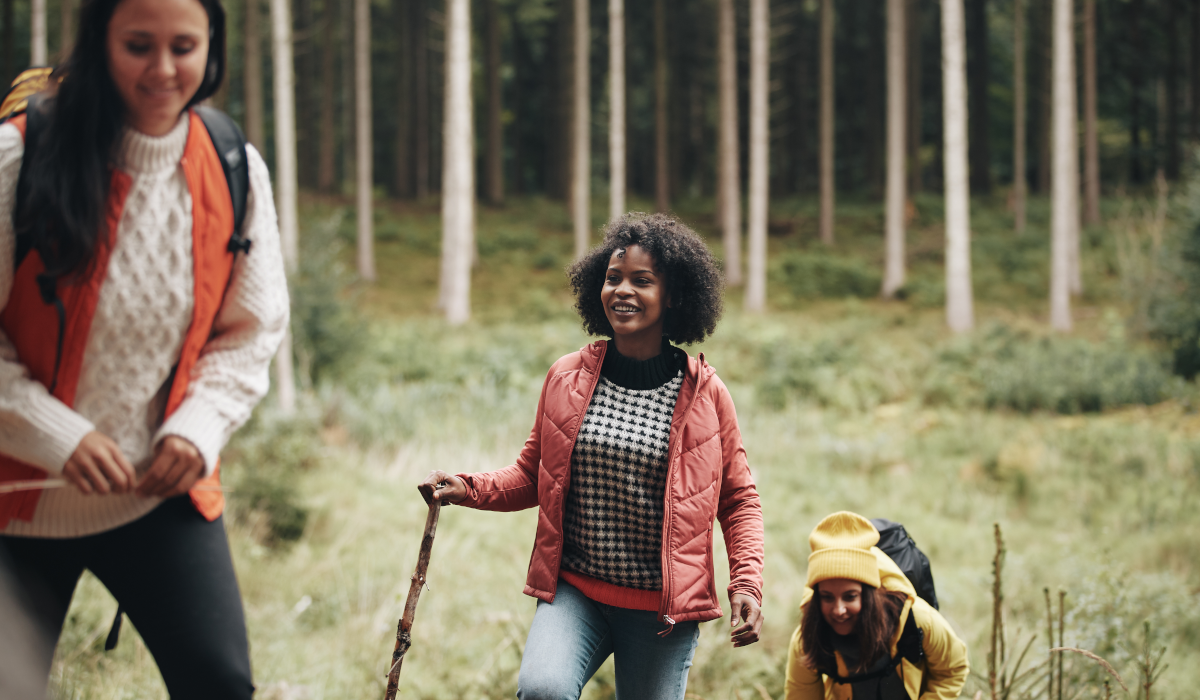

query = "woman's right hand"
[
  {"left": 417, "top": 470, "right": 467, "bottom": 506},
  {"left": 63, "top": 431, "right": 136, "bottom": 495}
]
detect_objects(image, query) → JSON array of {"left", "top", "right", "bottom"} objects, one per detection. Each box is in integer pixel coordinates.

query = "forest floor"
[{"left": 48, "top": 191, "right": 1200, "bottom": 699}]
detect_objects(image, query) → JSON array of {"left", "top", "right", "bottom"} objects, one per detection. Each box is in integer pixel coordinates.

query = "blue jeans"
[{"left": 517, "top": 579, "right": 701, "bottom": 700}]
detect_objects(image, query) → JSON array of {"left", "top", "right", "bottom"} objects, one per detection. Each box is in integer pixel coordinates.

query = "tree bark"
[
  {"left": 1191, "top": 0, "right": 1198, "bottom": 143},
  {"left": 244, "top": 0, "right": 265, "bottom": 153},
  {"left": 654, "top": 0, "right": 669, "bottom": 213},
  {"left": 441, "top": 0, "right": 474, "bottom": 325},
  {"left": 609, "top": 0, "right": 626, "bottom": 223},
  {"left": 1050, "top": 0, "right": 1078, "bottom": 331},
  {"left": 414, "top": 0, "right": 430, "bottom": 198},
  {"left": 864, "top": 4, "right": 885, "bottom": 199},
  {"left": 319, "top": 0, "right": 338, "bottom": 194},
  {"left": 818, "top": 0, "right": 835, "bottom": 245},
  {"left": 744, "top": 0, "right": 768, "bottom": 313},
  {"left": 31, "top": 0, "right": 46, "bottom": 65},
  {"left": 393, "top": 0, "right": 411, "bottom": 198},
  {"left": 485, "top": 0, "right": 503, "bottom": 205},
  {"left": 1164, "top": 0, "right": 1180, "bottom": 180},
  {"left": 941, "top": 0, "right": 973, "bottom": 333},
  {"left": 1013, "top": 0, "right": 1027, "bottom": 235},
  {"left": 717, "top": 0, "right": 741, "bottom": 285},
  {"left": 355, "top": 0, "right": 375, "bottom": 281},
  {"left": 1081, "top": 0, "right": 1100, "bottom": 225},
  {"left": 571, "top": 0, "right": 589, "bottom": 258},
  {"left": 1036, "top": 0, "right": 1052, "bottom": 194},
  {"left": 341, "top": 0, "right": 355, "bottom": 191},
  {"left": 1127, "top": 0, "right": 1144, "bottom": 184},
  {"left": 967, "top": 0, "right": 991, "bottom": 194},
  {"left": 906, "top": 0, "right": 922, "bottom": 195},
  {"left": 883, "top": 0, "right": 906, "bottom": 299},
  {"left": 270, "top": 0, "right": 298, "bottom": 412}
]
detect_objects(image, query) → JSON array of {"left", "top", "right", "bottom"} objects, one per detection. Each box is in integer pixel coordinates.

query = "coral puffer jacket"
[{"left": 456, "top": 340, "right": 764, "bottom": 626}]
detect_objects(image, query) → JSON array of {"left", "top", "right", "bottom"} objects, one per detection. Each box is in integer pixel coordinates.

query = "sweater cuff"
[
  {"left": 154, "top": 400, "right": 228, "bottom": 477},
  {"left": 22, "top": 397, "right": 95, "bottom": 474}
]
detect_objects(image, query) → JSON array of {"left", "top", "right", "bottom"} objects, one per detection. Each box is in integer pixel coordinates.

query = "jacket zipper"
[{"left": 657, "top": 357, "right": 708, "bottom": 629}]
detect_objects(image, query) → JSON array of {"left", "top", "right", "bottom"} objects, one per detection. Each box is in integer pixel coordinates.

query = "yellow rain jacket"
[{"left": 785, "top": 548, "right": 969, "bottom": 700}]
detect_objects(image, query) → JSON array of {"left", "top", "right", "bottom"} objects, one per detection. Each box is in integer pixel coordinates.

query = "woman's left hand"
[
  {"left": 136, "top": 436, "right": 205, "bottom": 498},
  {"left": 729, "top": 592, "right": 763, "bottom": 647}
]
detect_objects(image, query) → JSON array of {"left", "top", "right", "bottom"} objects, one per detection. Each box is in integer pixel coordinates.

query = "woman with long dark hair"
[
  {"left": 786, "top": 513, "right": 969, "bottom": 700},
  {"left": 0, "top": 0, "right": 288, "bottom": 695},
  {"left": 418, "top": 213, "right": 765, "bottom": 700}
]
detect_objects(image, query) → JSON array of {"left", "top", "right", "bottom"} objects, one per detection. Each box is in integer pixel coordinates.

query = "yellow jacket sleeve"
[
  {"left": 785, "top": 623, "right": 828, "bottom": 700},
  {"left": 911, "top": 599, "right": 970, "bottom": 700}
]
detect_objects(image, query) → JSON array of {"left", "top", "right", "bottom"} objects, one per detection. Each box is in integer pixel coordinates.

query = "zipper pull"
[{"left": 658, "top": 615, "right": 676, "bottom": 637}]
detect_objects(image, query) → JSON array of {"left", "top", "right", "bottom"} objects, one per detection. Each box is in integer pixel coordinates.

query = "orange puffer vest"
[
  {"left": 457, "top": 340, "right": 765, "bottom": 625},
  {"left": 0, "top": 110, "right": 235, "bottom": 528}
]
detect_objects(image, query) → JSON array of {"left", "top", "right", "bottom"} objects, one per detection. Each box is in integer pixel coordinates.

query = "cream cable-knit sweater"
[{"left": 0, "top": 114, "right": 289, "bottom": 538}]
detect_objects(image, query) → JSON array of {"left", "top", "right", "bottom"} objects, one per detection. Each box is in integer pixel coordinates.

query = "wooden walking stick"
[{"left": 383, "top": 486, "right": 444, "bottom": 699}]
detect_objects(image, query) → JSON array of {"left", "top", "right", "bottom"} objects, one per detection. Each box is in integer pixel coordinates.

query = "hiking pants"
[
  {"left": 517, "top": 578, "right": 701, "bottom": 700},
  {"left": 0, "top": 496, "right": 254, "bottom": 699}
]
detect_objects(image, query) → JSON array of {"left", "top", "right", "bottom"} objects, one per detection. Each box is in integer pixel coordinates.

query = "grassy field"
[{"left": 47, "top": 191, "right": 1200, "bottom": 699}]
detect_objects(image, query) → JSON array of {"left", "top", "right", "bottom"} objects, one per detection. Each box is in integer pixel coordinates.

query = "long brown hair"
[{"left": 800, "top": 582, "right": 908, "bottom": 674}]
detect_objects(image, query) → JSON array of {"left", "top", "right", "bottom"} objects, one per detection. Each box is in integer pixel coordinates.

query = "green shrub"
[
  {"left": 771, "top": 251, "right": 882, "bottom": 300},
  {"left": 222, "top": 410, "right": 320, "bottom": 544},
  {"left": 1145, "top": 165, "right": 1200, "bottom": 378}
]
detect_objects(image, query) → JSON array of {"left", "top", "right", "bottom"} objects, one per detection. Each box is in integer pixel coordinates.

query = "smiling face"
[
  {"left": 817, "top": 579, "right": 863, "bottom": 636},
  {"left": 600, "top": 244, "right": 671, "bottom": 360},
  {"left": 106, "top": 0, "right": 210, "bottom": 136}
]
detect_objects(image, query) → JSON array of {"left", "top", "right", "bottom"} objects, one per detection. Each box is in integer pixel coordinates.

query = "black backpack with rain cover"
[{"left": 870, "top": 518, "right": 939, "bottom": 611}]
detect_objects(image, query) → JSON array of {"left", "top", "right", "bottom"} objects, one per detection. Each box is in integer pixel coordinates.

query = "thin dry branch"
[{"left": 1048, "top": 648, "right": 1129, "bottom": 694}]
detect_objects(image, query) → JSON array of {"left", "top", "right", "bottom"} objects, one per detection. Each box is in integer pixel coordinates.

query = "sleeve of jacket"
[
  {"left": 454, "top": 364, "right": 554, "bottom": 512},
  {"left": 913, "top": 600, "right": 970, "bottom": 700},
  {"left": 711, "top": 374, "right": 764, "bottom": 605},
  {"left": 785, "top": 622, "right": 826, "bottom": 700}
]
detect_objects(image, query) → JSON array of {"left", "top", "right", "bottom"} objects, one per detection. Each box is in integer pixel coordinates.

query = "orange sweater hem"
[{"left": 560, "top": 570, "right": 661, "bottom": 612}]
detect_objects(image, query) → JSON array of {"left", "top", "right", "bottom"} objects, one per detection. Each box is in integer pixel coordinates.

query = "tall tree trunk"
[
  {"left": 717, "top": 0, "right": 741, "bottom": 285},
  {"left": 414, "top": 0, "right": 430, "bottom": 198},
  {"left": 1036, "top": 0, "right": 1052, "bottom": 193},
  {"left": 1191, "top": 0, "right": 1198, "bottom": 143},
  {"left": 906, "top": 0, "right": 922, "bottom": 195},
  {"left": 393, "top": 0, "right": 411, "bottom": 198},
  {"left": 744, "top": 0, "right": 768, "bottom": 313},
  {"left": 609, "top": 0, "right": 626, "bottom": 222},
  {"left": 1050, "top": 0, "right": 1079, "bottom": 331},
  {"left": 654, "top": 0, "right": 669, "bottom": 213},
  {"left": 441, "top": 0, "right": 474, "bottom": 324},
  {"left": 1164, "top": 0, "right": 1180, "bottom": 180},
  {"left": 571, "top": 0, "right": 589, "bottom": 258},
  {"left": 59, "top": 0, "right": 73, "bottom": 59},
  {"left": 818, "top": 0, "right": 835, "bottom": 245},
  {"left": 341, "top": 0, "right": 355, "bottom": 191},
  {"left": 1013, "top": 0, "right": 1027, "bottom": 235},
  {"left": 485, "top": 0, "right": 503, "bottom": 205},
  {"left": 941, "top": 0, "right": 973, "bottom": 332},
  {"left": 31, "top": 0, "right": 46, "bottom": 65},
  {"left": 319, "top": 0, "right": 337, "bottom": 194},
  {"left": 1127, "top": 0, "right": 1144, "bottom": 184},
  {"left": 2, "top": 0, "right": 13, "bottom": 85},
  {"left": 355, "top": 0, "right": 375, "bottom": 281},
  {"left": 1081, "top": 0, "right": 1100, "bottom": 225},
  {"left": 864, "top": 4, "right": 885, "bottom": 199},
  {"left": 967, "top": 0, "right": 991, "bottom": 194},
  {"left": 244, "top": 0, "right": 265, "bottom": 152},
  {"left": 270, "top": 0, "right": 298, "bottom": 412},
  {"left": 883, "top": 0, "right": 906, "bottom": 298}
]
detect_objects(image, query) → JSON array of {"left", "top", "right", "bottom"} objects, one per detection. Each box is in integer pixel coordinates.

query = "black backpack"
[{"left": 871, "top": 518, "right": 939, "bottom": 610}]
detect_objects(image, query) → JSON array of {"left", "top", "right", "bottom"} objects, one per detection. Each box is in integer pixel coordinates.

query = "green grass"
[{"left": 46, "top": 192, "right": 1200, "bottom": 699}]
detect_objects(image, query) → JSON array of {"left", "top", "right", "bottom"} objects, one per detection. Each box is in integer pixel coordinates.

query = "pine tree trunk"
[
  {"left": 1191, "top": 0, "right": 1198, "bottom": 143},
  {"left": 1081, "top": 0, "right": 1100, "bottom": 225},
  {"left": 864, "top": 5, "right": 885, "bottom": 200},
  {"left": 1036, "top": 1, "right": 1052, "bottom": 193},
  {"left": 393, "top": 0, "right": 411, "bottom": 198},
  {"left": 59, "top": 0, "right": 73, "bottom": 59},
  {"left": 818, "top": 0, "right": 835, "bottom": 245},
  {"left": 1012, "top": 0, "right": 1027, "bottom": 235},
  {"left": 744, "top": 0, "right": 768, "bottom": 313},
  {"left": 319, "top": 0, "right": 337, "bottom": 194},
  {"left": 355, "top": 0, "right": 375, "bottom": 281},
  {"left": 717, "top": 0, "right": 741, "bottom": 285},
  {"left": 654, "top": 0, "right": 669, "bottom": 213},
  {"left": 244, "top": 0, "right": 265, "bottom": 152},
  {"left": 485, "top": 0, "right": 503, "bottom": 205},
  {"left": 571, "top": 0, "right": 589, "bottom": 259},
  {"left": 1050, "top": 0, "right": 1078, "bottom": 330},
  {"left": 31, "top": 0, "right": 46, "bottom": 65},
  {"left": 270, "top": 0, "right": 298, "bottom": 412},
  {"left": 883, "top": 0, "right": 906, "bottom": 299},
  {"left": 441, "top": 0, "right": 474, "bottom": 325},
  {"left": 1164, "top": 0, "right": 1180, "bottom": 180},
  {"left": 414, "top": 0, "right": 430, "bottom": 198},
  {"left": 941, "top": 0, "right": 973, "bottom": 332},
  {"left": 609, "top": 0, "right": 626, "bottom": 223},
  {"left": 1127, "top": 0, "right": 1144, "bottom": 184},
  {"left": 2, "top": 0, "right": 13, "bottom": 84},
  {"left": 967, "top": 0, "right": 991, "bottom": 194},
  {"left": 906, "top": 0, "right": 922, "bottom": 195}
]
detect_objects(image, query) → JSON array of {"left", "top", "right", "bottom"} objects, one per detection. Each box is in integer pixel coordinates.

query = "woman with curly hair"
[{"left": 418, "top": 213, "right": 764, "bottom": 699}]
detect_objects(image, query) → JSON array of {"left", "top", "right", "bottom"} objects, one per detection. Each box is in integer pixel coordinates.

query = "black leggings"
[{"left": 0, "top": 497, "right": 254, "bottom": 699}]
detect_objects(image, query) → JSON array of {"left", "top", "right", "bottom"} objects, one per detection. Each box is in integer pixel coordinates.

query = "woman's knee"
[{"left": 516, "top": 668, "right": 583, "bottom": 700}]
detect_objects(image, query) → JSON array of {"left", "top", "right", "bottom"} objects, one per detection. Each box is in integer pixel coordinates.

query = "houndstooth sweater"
[{"left": 561, "top": 343, "right": 685, "bottom": 590}]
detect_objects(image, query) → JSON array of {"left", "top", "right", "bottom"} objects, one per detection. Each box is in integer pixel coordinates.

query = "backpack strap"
[
  {"left": 193, "top": 106, "right": 251, "bottom": 258},
  {"left": 817, "top": 611, "right": 926, "bottom": 685},
  {"left": 12, "top": 93, "right": 47, "bottom": 269}
]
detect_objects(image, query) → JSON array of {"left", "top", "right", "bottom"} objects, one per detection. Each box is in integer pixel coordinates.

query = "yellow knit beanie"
[{"left": 806, "top": 511, "right": 881, "bottom": 588}]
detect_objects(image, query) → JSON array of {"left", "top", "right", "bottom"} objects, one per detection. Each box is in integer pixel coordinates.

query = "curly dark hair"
[{"left": 567, "top": 213, "right": 724, "bottom": 345}]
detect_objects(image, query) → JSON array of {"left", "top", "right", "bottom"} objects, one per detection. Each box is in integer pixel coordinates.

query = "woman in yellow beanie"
[{"left": 785, "top": 512, "right": 969, "bottom": 700}]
